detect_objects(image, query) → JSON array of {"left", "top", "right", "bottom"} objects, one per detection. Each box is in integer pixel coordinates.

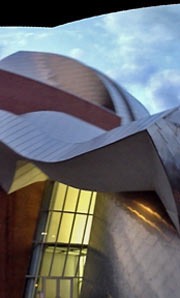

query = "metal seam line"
[
  {"left": 29, "top": 140, "right": 71, "bottom": 160},
  {"left": 12, "top": 133, "right": 50, "bottom": 153},
  {"left": 0, "top": 123, "right": 33, "bottom": 139},
  {"left": 48, "top": 184, "right": 69, "bottom": 276},
  {"left": 7, "top": 131, "right": 44, "bottom": 150},
  {"left": 24, "top": 139, "right": 60, "bottom": 159},
  {"left": 62, "top": 189, "right": 81, "bottom": 277},
  {"left": 0, "top": 118, "right": 25, "bottom": 133}
]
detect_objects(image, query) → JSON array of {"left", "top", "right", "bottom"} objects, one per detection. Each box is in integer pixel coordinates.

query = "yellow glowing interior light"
[
  {"left": 46, "top": 183, "right": 97, "bottom": 244},
  {"left": 49, "top": 183, "right": 67, "bottom": 210},
  {"left": 39, "top": 182, "right": 97, "bottom": 292}
]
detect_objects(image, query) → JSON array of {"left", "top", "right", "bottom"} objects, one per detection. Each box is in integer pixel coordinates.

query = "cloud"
[
  {"left": 0, "top": 6, "right": 180, "bottom": 115},
  {"left": 98, "top": 5, "right": 180, "bottom": 113},
  {"left": 68, "top": 48, "right": 84, "bottom": 60},
  {"left": 102, "top": 6, "right": 180, "bottom": 69},
  {"left": 0, "top": 28, "right": 53, "bottom": 59},
  {"left": 144, "top": 69, "right": 180, "bottom": 113}
]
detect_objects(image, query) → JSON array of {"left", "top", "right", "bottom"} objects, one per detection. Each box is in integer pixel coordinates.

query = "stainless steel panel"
[
  {"left": 0, "top": 51, "right": 114, "bottom": 111},
  {"left": 81, "top": 192, "right": 180, "bottom": 298},
  {"left": 0, "top": 107, "right": 180, "bottom": 231}
]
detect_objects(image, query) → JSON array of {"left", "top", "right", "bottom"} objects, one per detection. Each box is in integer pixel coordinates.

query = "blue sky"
[{"left": 0, "top": 4, "right": 180, "bottom": 114}]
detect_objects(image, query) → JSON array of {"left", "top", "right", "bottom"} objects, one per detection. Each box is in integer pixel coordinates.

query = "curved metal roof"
[
  {"left": 0, "top": 51, "right": 179, "bottom": 233},
  {"left": 0, "top": 106, "right": 179, "bottom": 231},
  {"left": 0, "top": 51, "right": 149, "bottom": 123},
  {"left": 0, "top": 67, "right": 120, "bottom": 130},
  {"left": 0, "top": 51, "right": 115, "bottom": 111}
]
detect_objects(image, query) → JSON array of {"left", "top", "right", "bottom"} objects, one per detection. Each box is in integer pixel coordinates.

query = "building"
[{"left": 0, "top": 51, "right": 179, "bottom": 298}]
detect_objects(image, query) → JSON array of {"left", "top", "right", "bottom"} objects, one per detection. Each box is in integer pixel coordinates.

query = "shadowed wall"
[
  {"left": 81, "top": 191, "right": 180, "bottom": 298},
  {"left": 0, "top": 182, "right": 45, "bottom": 298}
]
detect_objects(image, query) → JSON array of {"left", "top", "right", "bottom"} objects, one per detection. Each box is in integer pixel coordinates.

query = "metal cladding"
[
  {"left": 81, "top": 191, "right": 180, "bottom": 298},
  {"left": 0, "top": 51, "right": 149, "bottom": 122},
  {"left": 0, "top": 51, "right": 179, "bottom": 233}
]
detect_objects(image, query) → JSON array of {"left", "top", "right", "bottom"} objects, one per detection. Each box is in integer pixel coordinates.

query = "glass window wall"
[{"left": 24, "top": 182, "right": 96, "bottom": 298}]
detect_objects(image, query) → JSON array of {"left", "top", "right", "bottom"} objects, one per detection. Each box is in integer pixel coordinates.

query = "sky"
[{"left": 0, "top": 4, "right": 180, "bottom": 114}]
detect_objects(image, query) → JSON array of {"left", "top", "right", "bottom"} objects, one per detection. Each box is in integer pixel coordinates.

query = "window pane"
[
  {"left": 39, "top": 247, "right": 53, "bottom": 276},
  {"left": 45, "top": 212, "right": 62, "bottom": 242},
  {"left": 77, "top": 190, "right": 91, "bottom": 213},
  {"left": 71, "top": 215, "right": 87, "bottom": 244},
  {"left": 50, "top": 183, "right": 67, "bottom": 211},
  {"left": 51, "top": 248, "right": 67, "bottom": 276},
  {"left": 63, "top": 250, "right": 79, "bottom": 277},
  {"left": 60, "top": 279, "right": 71, "bottom": 298},
  {"left": 58, "top": 213, "right": 74, "bottom": 243},
  {"left": 45, "top": 279, "right": 57, "bottom": 297},
  {"left": 84, "top": 216, "right": 93, "bottom": 244},
  {"left": 64, "top": 186, "right": 79, "bottom": 212},
  {"left": 90, "top": 192, "right": 97, "bottom": 214},
  {"left": 65, "top": 249, "right": 87, "bottom": 278}
]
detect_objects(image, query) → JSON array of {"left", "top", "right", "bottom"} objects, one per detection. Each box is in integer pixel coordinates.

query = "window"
[{"left": 24, "top": 182, "right": 96, "bottom": 298}]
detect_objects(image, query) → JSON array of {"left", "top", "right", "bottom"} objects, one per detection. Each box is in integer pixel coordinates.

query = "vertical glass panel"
[
  {"left": 46, "top": 212, "right": 62, "bottom": 242},
  {"left": 36, "top": 278, "right": 57, "bottom": 298},
  {"left": 60, "top": 279, "right": 71, "bottom": 298},
  {"left": 51, "top": 248, "right": 67, "bottom": 276},
  {"left": 73, "top": 249, "right": 87, "bottom": 278},
  {"left": 39, "top": 247, "right": 53, "bottom": 276},
  {"left": 45, "top": 279, "right": 56, "bottom": 298},
  {"left": 71, "top": 215, "right": 87, "bottom": 244},
  {"left": 64, "top": 186, "right": 79, "bottom": 212},
  {"left": 50, "top": 183, "right": 67, "bottom": 211},
  {"left": 63, "top": 250, "right": 79, "bottom": 277},
  {"left": 77, "top": 190, "right": 91, "bottom": 213},
  {"left": 72, "top": 278, "right": 81, "bottom": 298},
  {"left": 89, "top": 192, "right": 97, "bottom": 214},
  {"left": 84, "top": 216, "right": 93, "bottom": 244},
  {"left": 76, "top": 278, "right": 83, "bottom": 298},
  {"left": 58, "top": 213, "right": 74, "bottom": 243},
  {"left": 78, "top": 253, "right": 87, "bottom": 277}
]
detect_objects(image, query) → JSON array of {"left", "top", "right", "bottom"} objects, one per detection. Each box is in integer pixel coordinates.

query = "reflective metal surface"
[
  {"left": 0, "top": 66, "right": 120, "bottom": 130},
  {"left": 0, "top": 51, "right": 149, "bottom": 121},
  {"left": 81, "top": 191, "right": 180, "bottom": 298},
  {"left": 0, "top": 51, "right": 179, "bottom": 298},
  {"left": 0, "top": 107, "right": 180, "bottom": 231},
  {"left": 0, "top": 51, "right": 115, "bottom": 111},
  {"left": 97, "top": 71, "right": 149, "bottom": 123}
]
